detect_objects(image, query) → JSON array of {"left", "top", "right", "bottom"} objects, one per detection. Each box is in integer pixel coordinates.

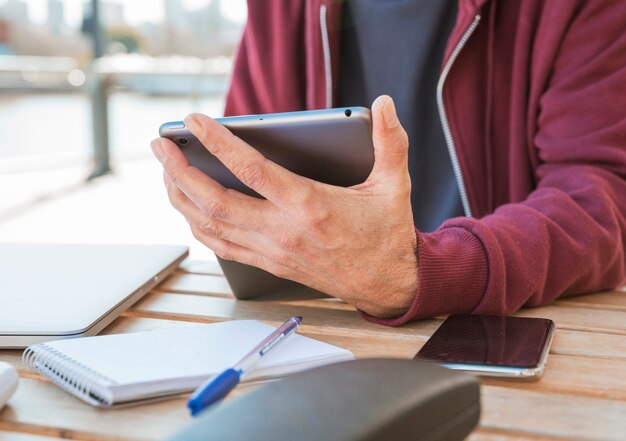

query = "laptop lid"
[{"left": 0, "top": 243, "right": 188, "bottom": 348}]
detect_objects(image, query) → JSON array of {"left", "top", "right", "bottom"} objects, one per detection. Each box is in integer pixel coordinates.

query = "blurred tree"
[{"left": 107, "top": 27, "right": 141, "bottom": 54}]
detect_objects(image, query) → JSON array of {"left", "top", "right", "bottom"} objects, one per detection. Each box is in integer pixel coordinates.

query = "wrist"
[{"left": 366, "top": 246, "right": 419, "bottom": 318}]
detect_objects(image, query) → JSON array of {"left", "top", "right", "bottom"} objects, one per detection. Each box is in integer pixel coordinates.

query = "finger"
[
  {"left": 165, "top": 173, "right": 301, "bottom": 265},
  {"left": 164, "top": 173, "right": 278, "bottom": 253},
  {"left": 184, "top": 113, "right": 312, "bottom": 207},
  {"left": 168, "top": 168, "right": 323, "bottom": 294},
  {"left": 368, "top": 95, "right": 410, "bottom": 181},
  {"left": 190, "top": 224, "right": 266, "bottom": 268},
  {"left": 188, "top": 223, "right": 296, "bottom": 283},
  {"left": 151, "top": 137, "right": 270, "bottom": 231},
  {"left": 167, "top": 177, "right": 313, "bottom": 288}
]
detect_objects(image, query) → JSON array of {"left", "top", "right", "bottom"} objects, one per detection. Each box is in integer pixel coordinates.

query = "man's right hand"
[{"left": 151, "top": 95, "right": 419, "bottom": 317}]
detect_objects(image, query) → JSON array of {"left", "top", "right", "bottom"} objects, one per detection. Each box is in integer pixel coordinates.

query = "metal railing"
[{"left": 0, "top": 54, "right": 231, "bottom": 178}]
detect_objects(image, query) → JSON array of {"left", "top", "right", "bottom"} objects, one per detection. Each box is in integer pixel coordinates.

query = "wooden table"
[{"left": 1, "top": 259, "right": 625, "bottom": 441}]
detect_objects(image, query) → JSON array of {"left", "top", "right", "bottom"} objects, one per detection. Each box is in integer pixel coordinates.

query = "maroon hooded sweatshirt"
[{"left": 223, "top": 0, "right": 626, "bottom": 325}]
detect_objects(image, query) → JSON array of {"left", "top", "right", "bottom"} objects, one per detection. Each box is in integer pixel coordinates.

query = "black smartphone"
[{"left": 415, "top": 314, "right": 556, "bottom": 380}]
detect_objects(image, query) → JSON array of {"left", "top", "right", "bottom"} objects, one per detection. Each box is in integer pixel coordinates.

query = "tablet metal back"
[
  {"left": 160, "top": 107, "right": 374, "bottom": 300},
  {"left": 160, "top": 107, "right": 374, "bottom": 197}
]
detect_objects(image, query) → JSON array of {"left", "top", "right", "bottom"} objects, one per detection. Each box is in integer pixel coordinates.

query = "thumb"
[{"left": 368, "top": 95, "right": 409, "bottom": 181}]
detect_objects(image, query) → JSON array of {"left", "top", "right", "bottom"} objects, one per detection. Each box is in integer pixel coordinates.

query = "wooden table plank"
[
  {"left": 302, "top": 331, "right": 421, "bottom": 359},
  {"left": 550, "top": 329, "right": 626, "bottom": 360},
  {"left": 4, "top": 377, "right": 626, "bottom": 441},
  {"left": 0, "top": 431, "right": 71, "bottom": 441},
  {"left": 268, "top": 297, "right": 357, "bottom": 311},
  {"left": 515, "top": 305, "right": 626, "bottom": 335},
  {"left": 0, "top": 377, "right": 269, "bottom": 441},
  {"left": 129, "top": 291, "right": 443, "bottom": 339},
  {"left": 155, "top": 273, "right": 232, "bottom": 297},
  {"left": 177, "top": 259, "right": 222, "bottom": 276},
  {"left": 480, "top": 386, "right": 626, "bottom": 441},
  {"left": 171, "top": 268, "right": 626, "bottom": 314},
  {"left": 1, "top": 379, "right": 190, "bottom": 441},
  {"left": 484, "top": 353, "right": 626, "bottom": 401},
  {"left": 6, "top": 298, "right": 624, "bottom": 378},
  {"left": 131, "top": 292, "right": 626, "bottom": 358},
  {"left": 149, "top": 282, "right": 626, "bottom": 336},
  {"left": 3, "top": 374, "right": 625, "bottom": 441},
  {"left": 469, "top": 427, "right": 584, "bottom": 441},
  {"left": 155, "top": 274, "right": 626, "bottom": 334},
  {"left": 556, "top": 290, "right": 626, "bottom": 311}
]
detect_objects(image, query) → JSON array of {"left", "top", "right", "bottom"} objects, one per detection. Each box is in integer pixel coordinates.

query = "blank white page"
[{"left": 35, "top": 320, "right": 353, "bottom": 385}]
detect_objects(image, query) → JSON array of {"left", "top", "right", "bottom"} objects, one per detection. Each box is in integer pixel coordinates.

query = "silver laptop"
[{"left": 0, "top": 243, "right": 188, "bottom": 348}]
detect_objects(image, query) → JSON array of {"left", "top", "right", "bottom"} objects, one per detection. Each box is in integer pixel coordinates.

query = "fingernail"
[
  {"left": 151, "top": 139, "right": 165, "bottom": 163},
  {"left": 382, "top": 96, "right": 399, "bottom": 129},
  {"left": 184, "top": 114, "right": 201, "bottom": 131}
]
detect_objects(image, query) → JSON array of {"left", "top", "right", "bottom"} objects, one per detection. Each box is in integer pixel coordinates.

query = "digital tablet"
[{"left": 159, "top": 107, "right": 375, "bottom": 300}]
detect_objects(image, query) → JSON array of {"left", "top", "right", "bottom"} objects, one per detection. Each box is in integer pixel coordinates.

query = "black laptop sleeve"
[{"left": 168, "top": 358, "right": 480, "bottom": 441}]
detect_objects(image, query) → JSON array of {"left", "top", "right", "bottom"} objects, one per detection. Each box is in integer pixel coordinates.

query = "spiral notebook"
[{"left": 23, "top": 320, "right": 354, "bottom": 407}]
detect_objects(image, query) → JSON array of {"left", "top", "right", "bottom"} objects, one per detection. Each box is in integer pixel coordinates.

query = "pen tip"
[{"left": 295, "top": 316, "right": 303, "bottom": 324}]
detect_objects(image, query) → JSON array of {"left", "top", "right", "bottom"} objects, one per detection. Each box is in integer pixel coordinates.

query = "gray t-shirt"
[{"left": 337, "top": 0, "right": 463, "bottom": 232}]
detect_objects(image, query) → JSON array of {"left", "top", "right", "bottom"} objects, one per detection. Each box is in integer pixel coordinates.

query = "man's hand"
[{"left": 150, "top": 95, "right": 418, "bottom": 318}]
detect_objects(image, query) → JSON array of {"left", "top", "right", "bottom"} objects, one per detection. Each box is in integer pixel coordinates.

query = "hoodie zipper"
[
  {"left": 320, "top": 4, "right": 333, "bottom": 109},
  {"left": 436, "top": 15, "right": 481, "bottom": 218}
]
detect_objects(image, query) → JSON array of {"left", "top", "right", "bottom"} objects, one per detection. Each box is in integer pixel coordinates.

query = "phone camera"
[
  {"left": 178, "top": 138, "right": 188, "bottom": 145},
  {"left": 345, "top": 109, "right": 352, "bottom": 117}
]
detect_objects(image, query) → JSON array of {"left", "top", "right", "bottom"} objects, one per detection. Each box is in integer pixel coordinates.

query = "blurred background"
[{"left": 0, "top": 0, "right": 247, "bottom": 260}]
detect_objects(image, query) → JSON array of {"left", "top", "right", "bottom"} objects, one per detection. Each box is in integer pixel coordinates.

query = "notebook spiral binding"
[{"left": 23, "top": 344, "right": 117, "bottom": 407}]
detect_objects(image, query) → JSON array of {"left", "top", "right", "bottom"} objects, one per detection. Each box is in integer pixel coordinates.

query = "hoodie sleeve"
[
  {"left": 364, "top": 0, "right": 626, "bottom": 325},
  {"left": 223, "top": 0, "right": 307, "bottom": 116}
]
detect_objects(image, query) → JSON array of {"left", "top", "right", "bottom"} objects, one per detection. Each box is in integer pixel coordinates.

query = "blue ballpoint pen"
[{"left": 187, "top": 316, "right": 303, "bottom": 417}]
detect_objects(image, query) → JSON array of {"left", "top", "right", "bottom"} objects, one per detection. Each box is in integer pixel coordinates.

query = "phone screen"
[{"left": 415, "top": 314, "right": 554, "bottom": 368}]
